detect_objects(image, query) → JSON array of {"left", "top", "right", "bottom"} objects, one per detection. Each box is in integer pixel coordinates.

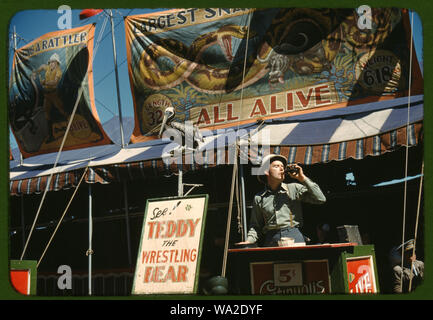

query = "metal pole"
[
  {"left": 109, "top": 9, "right": 125, "bottom": 148},
  {"left": 239, "top": 164, "right": 248, "bottom": 241},
  {"left": 12, "top": 26, "right": 24, "bottom": 166},
  {"left": 178, "top": 168, "right": 183, "bottom": 197},
  {"left": 88, "top": 183, "right": 93, "bottom": 296},
  {"left": 221, "top": 148, "right": 239, "bottom": 278},
  {"left": 20, "top": 195, "right": 26, "bottom": 256},
  {"left": 122, "top": 180, "right": 132, "bottom": 266}
]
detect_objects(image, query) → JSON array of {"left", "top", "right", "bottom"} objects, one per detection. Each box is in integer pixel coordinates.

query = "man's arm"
[
  {"left": 236, "top": 195, "right": 263, "bottom": 245},
  {"left": 299, "top": 177, "right": 327, "bottom": 204},
  {"left": 32, "top": 64, "right": 47, "bottom": 78},
  {"left": 287, "top": 164, "right": 326, "bottom": 204}
]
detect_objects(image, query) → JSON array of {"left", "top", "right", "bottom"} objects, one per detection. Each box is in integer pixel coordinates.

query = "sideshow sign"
[
  {"left": 346, "top": 256, "right": 377, "bottom": 293},
  {"left": 124, "top": 8, "right": 422, "bottom": 143},
  {"left": 9, "top": 24, "right": 113, "bottom": 158},
  {"left": 250, "top": 260, "right": 331, "bottom": 294},
  {"left": 132, "top": 195, "right": 208, "bottom": 294}
]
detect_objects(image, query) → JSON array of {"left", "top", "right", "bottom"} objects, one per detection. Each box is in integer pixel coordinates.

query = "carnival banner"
[
  {"left": 9, "top": 24, "right": 113, "bottom": 158},
  {"left": 125, "top": 8, "right": 423, "bottom": 143}
]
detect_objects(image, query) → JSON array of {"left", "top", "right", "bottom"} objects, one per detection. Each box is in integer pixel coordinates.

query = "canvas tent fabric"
[
  {"left": 123, "top": 8, "right": 422, "bottom": 143},
  {"left": 9, "top": 8, "right": 424, "bottom": 196},
  {"left": 10, "top": 94, "right": 423, "bottom": 196},
  {"left": 9, "top": 24, "right": 114, "bottom": 158}
]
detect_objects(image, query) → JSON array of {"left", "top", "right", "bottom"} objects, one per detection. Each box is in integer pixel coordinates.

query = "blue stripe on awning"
[
  {"left": 269, "top": 95, "right": 424, "bottom": 123},
  {"left": 322, "top": 145, "right": 330, "bottom": 163},
  {"left": 373, "top": 136, "right": 381, "bottom": 156},
  {"left": 279, "top": 117, "right": 342, "bottom": 145},
  {"left": 276, "top": 101, "right": 423, "bottom": 146},
  {"left": 304, "top": 146, "right": 313, "bottom": 165},
  {"left": 338, "top": 142, "right": 347, "bottom": 160},
  {"left": 356, "top": 140, "right": 364, "bottom": 159},
  {"left": 380, "top": 103, "right": 423, "bottom": 133},
  {"left": 288, "top": 147, "right": 297, "bottom": 163}
]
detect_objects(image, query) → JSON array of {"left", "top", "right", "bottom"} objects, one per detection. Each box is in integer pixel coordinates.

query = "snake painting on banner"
[{"left": 124, "top": 8, "right": 423, "bottom": 143}]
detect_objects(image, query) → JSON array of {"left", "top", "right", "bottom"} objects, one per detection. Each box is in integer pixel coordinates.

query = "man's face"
[
  {"left": 404, "top": 251, "right": 416, "bottom": 264},
  {"left": 266, "top": 160, "right": 285, "bottom": 182}
]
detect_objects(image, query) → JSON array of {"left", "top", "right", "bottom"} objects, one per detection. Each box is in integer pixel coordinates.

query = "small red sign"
[
  {"left": 10, "top": 270, "right": 30, "bottom": 295},
  {"left": 346, "top": 256, "right": 377, "bottom": 293}
]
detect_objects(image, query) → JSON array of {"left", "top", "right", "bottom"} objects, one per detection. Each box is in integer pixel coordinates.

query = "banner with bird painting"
[
  {"left": 124, "top": 8, "right": 423, "bottom": 143},
  {"left": 9, "top": 24, "right": 113, "bottom": 158}
]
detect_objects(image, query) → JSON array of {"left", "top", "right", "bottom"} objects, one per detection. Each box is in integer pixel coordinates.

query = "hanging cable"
[
  {"left": 221, "top": 146, "right": 239, "bottom": 278},
  {"left": 236, "top": 10, "right": 254, "bottom": 238},
  {"left": 20, "top": 82, "right": 86, "bottom": 260},
  {"left": 37, "top": 167, "right": 89, "bottom": 268},
  {"left": 408, "top": 161, "right": 423, "bottom": 292},
  {"left": 93, "top": 14, "right": 109, "bottom": 59},
  {"left": 221, "top": 10, "right": 254, "bottom": 277},
  {"left": 400, "top": 9, "right": 414, "bottom": 285},
  {"left": 237, "top": 10, "right": 253, "bottom": 132}
]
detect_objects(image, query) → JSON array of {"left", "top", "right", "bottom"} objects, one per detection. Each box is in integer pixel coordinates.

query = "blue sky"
[{"left": 8, "top": 8, "right": 424, "bottom": 151}]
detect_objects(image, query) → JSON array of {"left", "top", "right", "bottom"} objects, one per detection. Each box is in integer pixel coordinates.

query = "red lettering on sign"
[
  {"left": 147, "top": 219, "right": 201, "bottom": 239},
  {"left": 144, "top": 266, "right": 153, "bottom": 282},
  {"left": 197, "top": 108, "right": 211, "bottom": 125},
  {"left": 165, "top": 220, "right": 176, "bottom": 238},
  {"left": 177, "top": 265, "right": 188, "bottom": 282},
  {"left": 227, "top": 104, "right": 238, "bottom": 121},
  {"left": 270, "top": 96, "right": 283, "bottom": 113},
  {"left": 147, "top": 221, "right": 157, "bottom": 239},
  {"left": 154, "top": 266, "right": 165, "bottom": 282},
  {"left": 286, "top": 92, "right": 293, "bottom": 111},
  {"left": 176, "top": 220, "right": 188, "bottom": 237},
  {"left": 250, "top": 98, "right": 267, "bottom": 117},
  {"left": 142, "top": 265, "right": 189, "bottom": 283},
  {"left": 296, "top": 88, "right": 314, "bottom": 108},
  {"left": 165, "top": 265, "right": 177, "bottom": 282},
  {"left": 155, "top": 221, "right": 164, "bottom": 239},
  {"left": 187, "top": 219, "right": 200, "bottom": 237},
  {"left": 213, "top": 106, "right": 225, "bottom": 124},
  {"left": 315, "top": 85, "right": 331, "bottom": 106}
]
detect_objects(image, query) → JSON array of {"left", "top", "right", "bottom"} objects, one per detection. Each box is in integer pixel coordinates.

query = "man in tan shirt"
[
  {"left": 391, "top": 239, "right": 424, "bottom": 293},
  {"left": 237, "top": 154, "right": 326, "bottom": 247}
]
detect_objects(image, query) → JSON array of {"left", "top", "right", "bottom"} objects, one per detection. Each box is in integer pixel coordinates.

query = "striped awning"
[{"left": 10, "top": 95, "right": 423, "bottom": 195}]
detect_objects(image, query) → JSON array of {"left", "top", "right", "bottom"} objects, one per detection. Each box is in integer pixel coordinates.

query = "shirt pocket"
[{"left": 260, "top": 197, "right": 277, "bottom": 224}]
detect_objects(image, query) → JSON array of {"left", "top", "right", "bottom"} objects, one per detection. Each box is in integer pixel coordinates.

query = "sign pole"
[
  {"left": 88, "top": 183, "right": 93, "bottom": 296},
  {"left": 122, "top": 180, "right": 132, "bottom": 266},
  {"left": 178, "top": 167, "right": 183, "bottom": 197},
  {"left": 239, "top": 164, "right": 247, "bottom": 241}
]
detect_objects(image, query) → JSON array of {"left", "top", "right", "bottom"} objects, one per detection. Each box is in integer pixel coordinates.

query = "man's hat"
[
  {"left": 397, "top": 239, "right": 416, "bottom": 252},
  {"left": 48, "top": 53, "right": 61, "bottom": 64},
  {"left": 257, "top": 154, "right": 287, "bottom": 184}
]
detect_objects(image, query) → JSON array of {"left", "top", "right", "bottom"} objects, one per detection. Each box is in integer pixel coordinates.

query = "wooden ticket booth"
[{"left": 227, "top": 243, "right": 379, "bottom": 294}]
